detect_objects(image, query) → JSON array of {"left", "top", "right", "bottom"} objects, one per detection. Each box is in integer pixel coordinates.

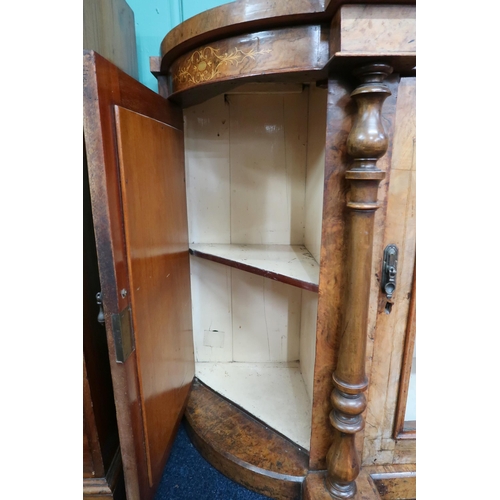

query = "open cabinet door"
[{"left": 83, "top": 50, "right": 195, "bottom": 500}]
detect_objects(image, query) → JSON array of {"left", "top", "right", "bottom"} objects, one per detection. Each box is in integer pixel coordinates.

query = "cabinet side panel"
[
  {"left": 283, "top": 91, "right": 309, "bottom": 244},
  {"left": 184, "top": 94, "right": 231, "bottom": 244},
  {"left": 308, "top": 79, "right": 352, "bottom": 470},
  {"left": 305, "top": 84, "right": 328, "bottom": 264}
]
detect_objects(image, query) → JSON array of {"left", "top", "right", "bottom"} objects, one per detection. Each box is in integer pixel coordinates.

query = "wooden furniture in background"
[
  {"left": 84, "top": 1, "right": 416, "bottom": 499},
  {"left": 83, "top": 0, "right": 138, "bottom": 80}
]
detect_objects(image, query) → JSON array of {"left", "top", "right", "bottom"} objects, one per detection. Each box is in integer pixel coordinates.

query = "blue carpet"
[{"left": 154, "top": 420, "right": 271, "bottom": 500}]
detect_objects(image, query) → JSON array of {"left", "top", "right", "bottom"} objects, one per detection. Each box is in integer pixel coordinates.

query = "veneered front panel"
[{"left": 114, "top": 106, "right": 195, "bottom": 488}]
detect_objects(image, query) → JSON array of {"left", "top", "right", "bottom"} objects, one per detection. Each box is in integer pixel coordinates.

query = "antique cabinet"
[{"left": 83, "top": 1, "right": 416, "bottom": 499}]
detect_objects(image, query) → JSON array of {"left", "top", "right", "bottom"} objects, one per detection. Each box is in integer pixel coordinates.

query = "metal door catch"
[{"left": 382, "top": 245, "right": 398, "bottom": 300}]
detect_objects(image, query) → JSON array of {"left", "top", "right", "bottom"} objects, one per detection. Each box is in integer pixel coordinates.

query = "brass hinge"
[{"left": 112, "top": 306, "right": 134, "bottom": 363}]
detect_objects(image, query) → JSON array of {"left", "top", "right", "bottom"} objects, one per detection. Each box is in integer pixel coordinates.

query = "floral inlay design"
[{"left": 173, "top": 45, "right": 272, "bottom": 86}]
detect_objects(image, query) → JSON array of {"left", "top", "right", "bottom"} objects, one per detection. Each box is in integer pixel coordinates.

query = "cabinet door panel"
[
  {"left": 83, "top": 50, "right": 194, "bottom": 500},
  {"left": 115, "top": 106, "right": 194, "bottom": 487}
]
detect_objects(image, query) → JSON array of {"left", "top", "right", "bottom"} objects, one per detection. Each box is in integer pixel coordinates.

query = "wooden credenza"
[{"left": 83, "top": 1, "right": 416, "bottom": 499}]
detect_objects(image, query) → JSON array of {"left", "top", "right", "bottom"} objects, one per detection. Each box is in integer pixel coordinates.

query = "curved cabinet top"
[{"left": 157, "top": 0, "right": 416, "bottom": 105}]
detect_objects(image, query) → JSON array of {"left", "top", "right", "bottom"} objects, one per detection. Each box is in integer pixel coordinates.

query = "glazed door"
[{"left": 83, "top": 50, "right": 195, "bottom": 500}]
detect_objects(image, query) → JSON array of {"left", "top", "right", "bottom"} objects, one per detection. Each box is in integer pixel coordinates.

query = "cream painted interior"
[{"left": 183, "top": 83, "right": 327, "bottom": 450}]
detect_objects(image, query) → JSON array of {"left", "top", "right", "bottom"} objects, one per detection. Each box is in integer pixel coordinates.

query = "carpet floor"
[{"left": 153, "top": 420, "right": 271, "bottom": 500}]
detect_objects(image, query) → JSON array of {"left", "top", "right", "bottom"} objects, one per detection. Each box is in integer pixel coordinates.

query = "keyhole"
[{"left": 385, "top": 302, "right": 393, "bottom": 314}]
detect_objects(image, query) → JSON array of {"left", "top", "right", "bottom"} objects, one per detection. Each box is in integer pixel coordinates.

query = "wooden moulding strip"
[{"left": 167, "top": 25, "right": 329, "bottom": 97}]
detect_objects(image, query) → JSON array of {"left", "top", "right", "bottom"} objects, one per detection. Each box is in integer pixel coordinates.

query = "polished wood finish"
[
  {"left": 114, "top": 105, "right": 195, "bottom": 488},
  {"left": 185, "top": 379, "right": 309, "bottom": 500},
  {"left": 303, "top": 470, "right": 381, "bottom": 500},
  {"left": 83, "top": 50, "right": 194, "bottom": 500},
  {"left": 168, "top": 25, "right": 329, "bottom": 101},
  {"left": 308, "top": 73, "right": 399, "bottom": 472},
  {"left": 83, "top": 0, "right": 138, "bottom": 80},
  {"left": 308, "top": 78, "right": 352, "bottom": 472},
  {"left": 330, "top": 5, "right": 416, "bottom": 55},
  {"left": 159, "top": 0, "right": 416, "bottom": 71},
  {"left": 325, "top": 64, "right": 393, "bottom": 499},
  {"left": 153, "top": 1, "right": 415, "bottom": 106}
]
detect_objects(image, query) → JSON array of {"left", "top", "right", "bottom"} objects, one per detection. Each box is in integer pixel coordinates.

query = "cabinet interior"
[{"left": 184, "top": 82, "right": 327, "bottom": 450}]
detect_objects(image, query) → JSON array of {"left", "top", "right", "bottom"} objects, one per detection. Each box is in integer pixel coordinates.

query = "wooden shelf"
[
  {"left": 195, "top": 362, "right": 312, "bottom": 450},
  {"left": 189, "top": 243, "right": 319, "bottom": 292}
]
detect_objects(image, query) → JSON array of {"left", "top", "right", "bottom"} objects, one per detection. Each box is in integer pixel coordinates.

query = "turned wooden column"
[{"left": 325, "top": 63, "right": 393, "bottom": 499}]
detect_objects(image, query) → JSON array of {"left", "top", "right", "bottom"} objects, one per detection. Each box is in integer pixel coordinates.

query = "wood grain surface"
[
  {"left": 83, "top": 0, "right": 138, "bottom": 79},
  {"left": 307, "top": 73, "right": 399, "bottom": 472},
  {"left": 185, "top": 379, "right": 309, "bottom": 500},
  {"left": 168, "top": 26, "right": 328, "bottom": 96},
  {"left": 303, "top": 470, "right": 381, "bottom": 500},
  {"left": 114, "top": 105, "right": 195, "bottom": 489},
  {"left": 330, "top": 5, "right": 416, "bottom": 54},
  {"left": 160, "top": 0, "right": 416, "bottom": 70},
  {"left": 324, "top": 63, "right": 394, "bottom": 499}
]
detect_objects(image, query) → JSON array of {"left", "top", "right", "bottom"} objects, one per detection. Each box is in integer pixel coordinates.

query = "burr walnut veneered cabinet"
[{"left": 83, "top": 1, "right": 416, "bottom": 499}]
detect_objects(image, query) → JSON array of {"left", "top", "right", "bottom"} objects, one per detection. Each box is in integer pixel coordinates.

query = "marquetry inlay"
[{"left": 173, "top": 46, "right": 272, "bottom": 86}]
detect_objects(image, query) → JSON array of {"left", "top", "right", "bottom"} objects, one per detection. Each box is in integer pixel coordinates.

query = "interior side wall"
[
  {"left": 184, "top": 90, "right": 309, "bottom": 245},
  {"left": 298, "top": 84, "right": 326, "bottom": 402},
  {"left": 300, "top": 289, "right": 319, "bottom": 401},
  {"left": 304, "top": 84, "right": 327, "bottom": 264},
  {"left": 190, "top": 257, "right": 302, "bottom": 363}
]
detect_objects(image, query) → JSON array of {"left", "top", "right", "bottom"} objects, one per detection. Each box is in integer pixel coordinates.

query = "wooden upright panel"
[
  {"left": 83, "top": 51, "right": 194, "bottom": 500},
  {"left": 83, "top": 0, "right": 139, "bottom": 80}
]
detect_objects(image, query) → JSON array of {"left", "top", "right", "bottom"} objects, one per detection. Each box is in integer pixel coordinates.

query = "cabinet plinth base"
[{"left": 185, "top": 379, "right": 308, "bottom": 500}]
